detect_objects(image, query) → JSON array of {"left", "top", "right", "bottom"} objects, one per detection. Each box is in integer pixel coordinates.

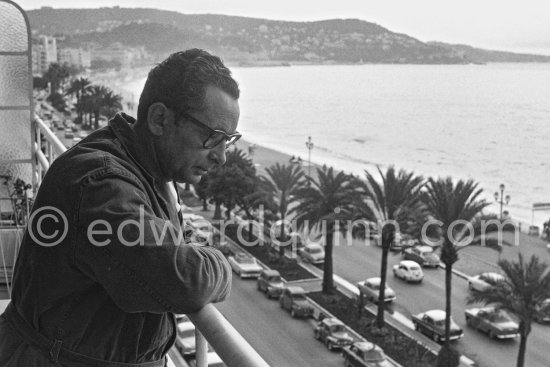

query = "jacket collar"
[{"left": 108, "top": 113, "right": 163, "bottom": 186}]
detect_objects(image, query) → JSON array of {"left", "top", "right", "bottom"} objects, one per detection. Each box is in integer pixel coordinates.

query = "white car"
[
  {"left": 181, "top": 213, "right": 206, "bottom": 222},
  {"left": 188, "top": 351, "right": 225, "bottom": 367},
  {"left": 298, "top": 243, "right": 325, "bottom": 264},
  {"left": 356, "top": 277, "right": 396, "bottom": 303},
  {"left": 185, "top": 217, "right": 212, "bottom": 244},
  {"left": 175, "top": 317, "right": 196, "bottom": 356},
  {"left": 468, "top": 272, "right": 505, "bottom": 292},
  {"left": 392, "top": 260, "right": 424, "bottom": 283},
  {"left": 228, "top": 253, "right": 263, "bottom": 278}
]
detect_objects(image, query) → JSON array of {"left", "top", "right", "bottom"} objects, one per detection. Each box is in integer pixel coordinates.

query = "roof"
[
  {"left": 286, "top": 286, "right": 306, "bottom": 294},
  {"left": 354, "top": 341, "right": 380, "bottom": 352},
  {"left": 424, "top": 309, "right": 446, "bottom": 321},
  {"left": 365, "top": 277, "right": 381, "bottom": 285},
  {"left": 305, "top": 242, "right": 323, "bottom": 250},
  {"left": 480, "top": 272, "right": 504, "bottom": 279},
  {"left": 262, "top": 269, "right": 281, "bottom": 277},
  {"left": 415, "top": 245, "right": 434, "bottom": 253},
  {"left": 235, "top": 253, "right": 252, "bottom": 260},
  {"left": 400, "top": 260, "right": 421, "bottom": 268},
  {"left": 322, "top": 317, "right": 344, "bottom": 327}
]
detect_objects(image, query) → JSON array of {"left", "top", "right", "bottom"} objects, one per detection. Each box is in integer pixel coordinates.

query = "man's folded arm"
[{"left": 74, "top": 174, "right": 232, "bottom": 314}]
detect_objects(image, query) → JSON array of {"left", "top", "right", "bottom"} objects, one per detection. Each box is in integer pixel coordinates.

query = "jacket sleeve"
[{"left": 73, "top": 171, "right": 232, "bottom": 314}]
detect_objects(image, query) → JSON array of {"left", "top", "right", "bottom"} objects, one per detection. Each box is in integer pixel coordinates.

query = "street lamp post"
[
  {"left": 305, "top": 136, "right": 314, "bottom": 180},
  {"left": 494, "top": 183, "right": 511, "bottom": 219}
]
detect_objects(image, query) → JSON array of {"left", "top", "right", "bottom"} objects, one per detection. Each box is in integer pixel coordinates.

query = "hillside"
[
  {"left": 27, "top": 7, "right": 550, "bottom": 64},
  {"left": 429, "top": 42, "right": 550, "bottom": 63}
]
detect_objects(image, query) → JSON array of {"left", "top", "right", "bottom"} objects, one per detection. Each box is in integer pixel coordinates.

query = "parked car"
[
  {"left": 257, "top": 269, "right": 284, "bottom": 298},
  {"left": 188, "top": 219, "right": 213, "bottom": 243},
  {"left": 412, "top": 309, "right": 464, "bottom": 343},
  {"left": 392, "top": 260, "right": 424, "bottom": 283},
  {"left": 187, "top": 351, "right": 225, "bottom": 367},
  {"left": 272, "top": 231, "right": 304, "bottom": 253},
  {"left": 464, "top": 306, "right": 520, "bottom": 339},
  {"left": 342, "top": 341, "right": 397, "bottom": 367},
  {"left": 181, "top": 213, "right": 206, "bottom": 222},
  {"left": 228, "top": 253, "right": 263, "bottom": 279},
  {"left": 313, "top": 317, "right": 354, "bottom": 351},
  {"left": 175, "top": 317, "right": 196, "bottom": 356},
  {"left": 402, "top": 245, "right": 440, "bottom": 268},
  {"left": 534, "top": 298, "right": 550, "bottom": 323},
  {"left": 279, "top": 286, "right": 313, "bottom": 318},
  {"left": 468, "top": 272, "right": 505, "bottom": 292},
  {"left": 374, "top": 232, "right": 409, "bottom": 252},
  {"left": 298, "top": 242, "right": 325, "bottom": 264},
  {"left": 356, "top": 277, "right": 396, "bottom": 303}
]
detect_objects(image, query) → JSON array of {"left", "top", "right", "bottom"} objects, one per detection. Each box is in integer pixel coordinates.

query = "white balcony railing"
[{"left": 0, "top": 114, "right": 269, "bottom": 367}]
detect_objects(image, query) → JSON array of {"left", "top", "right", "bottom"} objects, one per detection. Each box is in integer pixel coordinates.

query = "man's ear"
[{"left": 147, "top": 102, "right": 172, "bottom": 136}]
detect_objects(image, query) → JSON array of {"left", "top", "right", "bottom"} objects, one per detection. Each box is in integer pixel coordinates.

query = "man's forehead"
[{"left": 202, "top": 86, "right": 240, "bottom": 132}]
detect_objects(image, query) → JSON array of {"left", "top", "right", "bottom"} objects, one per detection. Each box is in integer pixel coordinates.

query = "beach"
[{"left": 115, "top": 63, "right": 550, "bottom": 231}]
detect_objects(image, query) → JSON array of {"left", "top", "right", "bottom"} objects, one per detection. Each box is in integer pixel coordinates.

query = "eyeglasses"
[{"left": 177, "top": 110, "right": 241, "bottom": 149}]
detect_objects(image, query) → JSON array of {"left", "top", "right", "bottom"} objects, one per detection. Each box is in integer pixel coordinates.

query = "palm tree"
[
  {"left": 423, "top": 177, "right": 493, "bottom": 351},
  {"left": 88, "top": 85, "right": 109, "bottom": 130},
  {"left": 357, "top": 166, "right": 424, "bottom": 327},
  {"left": 292, "top": 165, "right": 359, "bottom": 294},
  {"left": 206, "top": 148, "right": 261, "bottom": 235},
  {"left": 100, "top": 89, "right": 123, "bottom": 120},
  {"left": 42, "top": 63, "right": 71, "bottom": 93},
  {"left": 65, "top": 77, "right": 91, "bottom": 124},
  {"left": 467, "top": 253, "right": 550, "bottom": 367},
  {"left": 260, "top": 163, "right": 306, "bottom": 255}
]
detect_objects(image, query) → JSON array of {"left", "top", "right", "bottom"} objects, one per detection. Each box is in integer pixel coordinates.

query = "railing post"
[
  {"left": 188, "top": 303, "right": 270, "bottom": 367},
  {"left": 194, "top": 330, "right": 208, "bottom": 367}
]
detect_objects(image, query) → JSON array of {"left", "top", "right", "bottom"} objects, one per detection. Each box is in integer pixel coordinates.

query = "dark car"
[
  {"left": 374, "top": 232, "right": 413, "bottom": 252},
  {"left": 402, "top": 245, "right": 440, "bottom": 268},
  {"left": 412, "top": 309, "right": 464, "bottom": 343},
  {"left": 257, "top": 269, "right": 284, "bottom": 298},
  {"left": 534, "top": 298, "right": 550, "bottom": 323},
  {"left": 175, "top": 316, "right": 196, "bottom": 356},
  {"left": 465, "top": 306, "right": 519, "bottom": 339},
  {"left": 313, "top": 317, "right": 353, "bottom": 351},
  {"left": 342, "top": 341, "right": 398, "bottom": 367},
  {"left": 279, "top": 286, "right": 313, "bottom": 318}
]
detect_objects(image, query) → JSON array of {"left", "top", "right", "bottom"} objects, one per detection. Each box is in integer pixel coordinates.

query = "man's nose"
[{"left": 208, "top": 142, "right": 227, "bottom": 166}]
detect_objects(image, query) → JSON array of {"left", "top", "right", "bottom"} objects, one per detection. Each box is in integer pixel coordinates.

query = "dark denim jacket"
[{"left": 0, "top": 114, "right": 231, "bottom": 365}]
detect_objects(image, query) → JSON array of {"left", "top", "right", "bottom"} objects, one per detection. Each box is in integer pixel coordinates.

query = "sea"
[{"left": 121, "top": 63, "right": 550, "bottom": 229}]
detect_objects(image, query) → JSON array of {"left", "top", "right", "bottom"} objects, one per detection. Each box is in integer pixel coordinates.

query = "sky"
[{"left": 15, "top": 0, "right": 550, "bottom": 55}]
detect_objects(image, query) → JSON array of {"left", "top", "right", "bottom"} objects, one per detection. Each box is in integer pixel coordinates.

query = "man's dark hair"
[{"left": 137, "top": 49, "right": 240, "bottom": 123}]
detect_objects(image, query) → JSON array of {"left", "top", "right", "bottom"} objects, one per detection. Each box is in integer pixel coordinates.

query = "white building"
[
  {"left": 32, "top": 35, "right": 58, "bottom": 75},
  {"left": 58, "top": 47, "right": 91, "bottom": 69}
]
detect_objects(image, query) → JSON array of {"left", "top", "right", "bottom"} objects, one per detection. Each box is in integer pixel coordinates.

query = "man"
[{"left": 0, "top": 49, "right": 239, "bottom": 366}]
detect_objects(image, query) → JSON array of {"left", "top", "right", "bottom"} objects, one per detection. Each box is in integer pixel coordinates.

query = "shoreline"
[{"left": 113, "top": 68, "right": 548, "bottom": 231}]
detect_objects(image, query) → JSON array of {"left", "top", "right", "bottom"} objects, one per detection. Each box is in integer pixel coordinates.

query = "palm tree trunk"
[
  {"left": 376, "top": 245, "right": 389, "bottom": 328},
  {"left": 517, "top": 330, "right": 528, "bottom": 367},
  {"left": 213, "top": 201, "right": 222, "bottom": 220},
  {"left": 444, "top": 263, "right": 453, "bottom": 348},
  {"left": 322, "top": 231, "right": 334, "bottom": 294},
  {"left": 279, "top": 212, "right": 286, "bottom": 256},
  {"left": 248, "top": 221, "right": 254, "bottom": 243}
]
